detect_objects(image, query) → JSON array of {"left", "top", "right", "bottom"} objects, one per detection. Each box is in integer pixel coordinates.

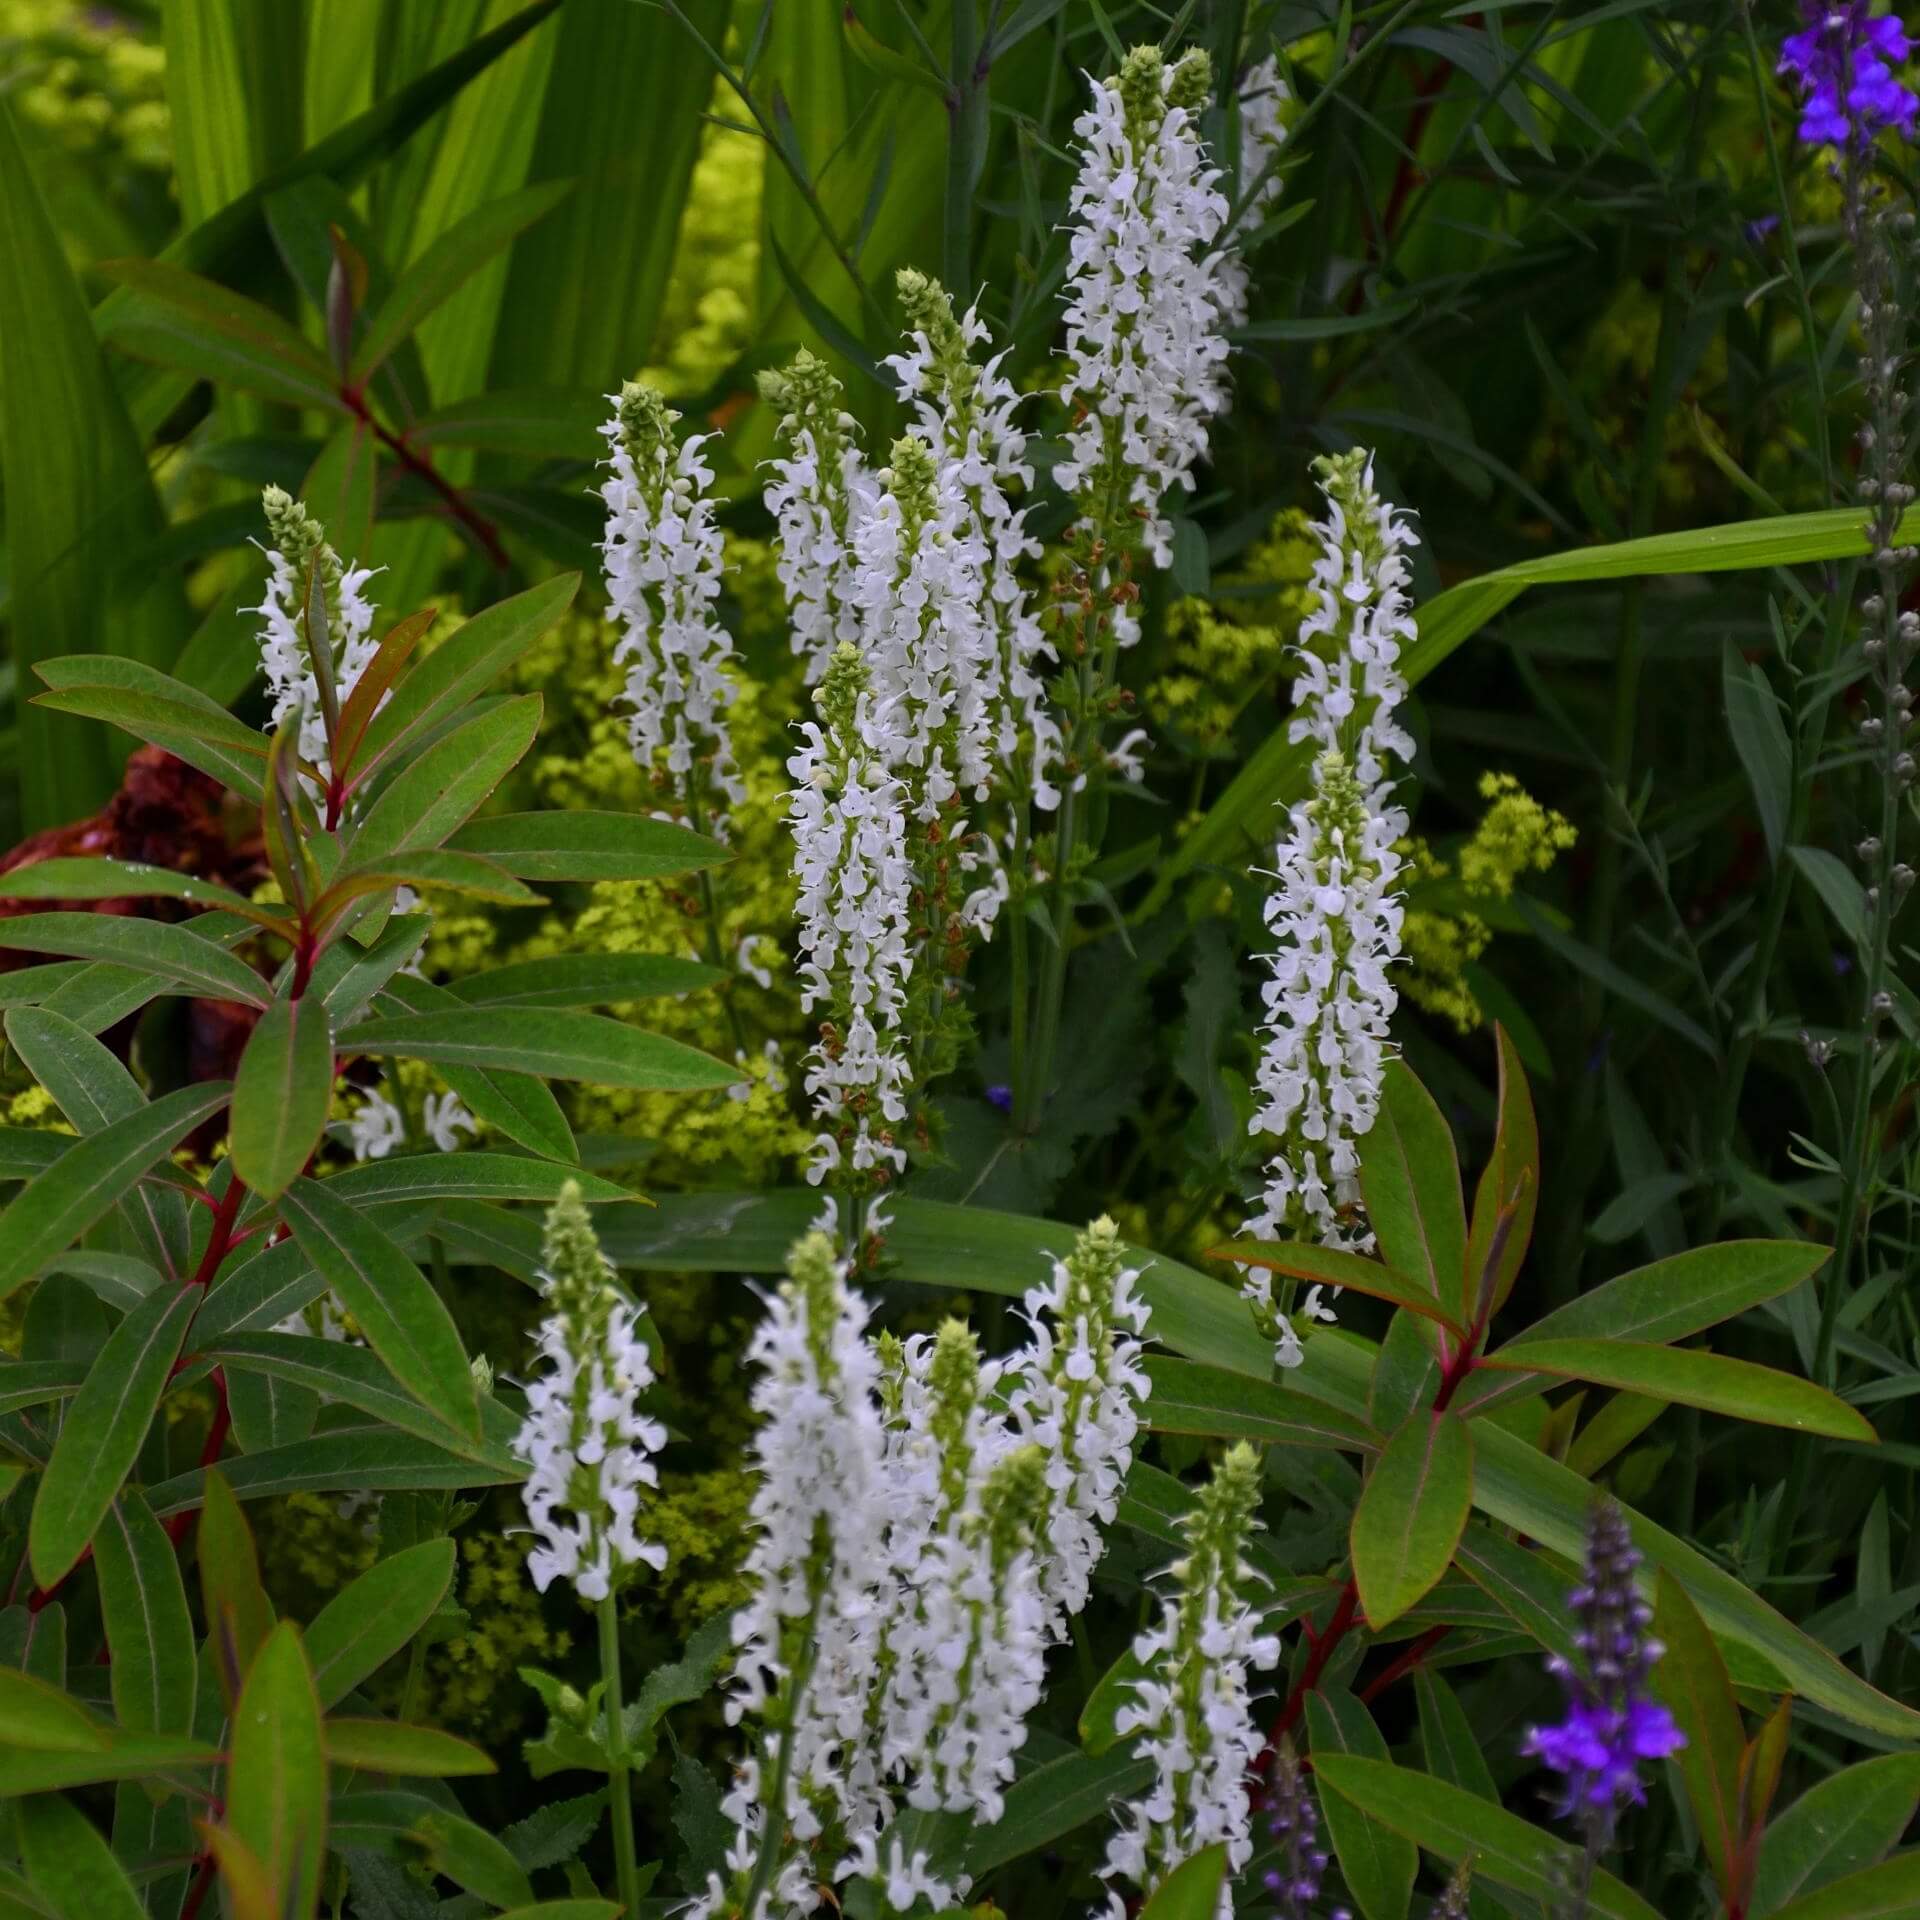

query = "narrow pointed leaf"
[
  {"left": 30, "top": 684, "right": 268, "bottom": 800},
  {"left": 199, "top": 1466, "right": 276, "bottom": 1710},
  {"left": 447, "top": 809, "right": 727, "bottom": 880},
  {"left": 348, "top": 694, "right": 543, "bottom": 867},
  {"left": 1137, "top": 1845, "right": 1228, "bottom": 1919},
  {"left": 1212, "top": 1241, "right": 1465, "bottom": 1334},
  {"left": 344, "top": 1006, "right": 740, "bottom": 1091},
  {"left": 1351, "top": 1410, "right": 1473, "bottom": 1628},
  {"left": 1752, "top": 1756, "right": 1920, "bottom": 1915},
  {"left": 19, "top": 1790, "right": 147, "bottom": 1920},
  {"left": 325, "top": 1719, "right": 494, "bottom": 1776},
  {"left": 230, "top": 991, "right": 334, "bottom": 1199},
  {"left": 305, "top": 1539, "right": 455, "bottom": 1710},
  {"left": 450, "top": 951, "right": 724, "bottom": 1008},
  {"left": 0, "top": 858, "right": 285, "bottom": 928},
  {"left": 0, "top": 914, "right": 267, "bottom": 1008},
  {"left": 1652, "top": 1573, "right": 1746, "bottom": 1903},
  {"left": 95, "top": 1491, "right": 196, "bottom": 1735},
  {"left": 1358, "top": 1063, "right": 1467, "bottom": 1309},
  {"left": 1463, "top": 1023, "right": 1537, "bottom": 1320},
  {"left": 227, "top": 1623, "right": 327, "bottom": 1920}
]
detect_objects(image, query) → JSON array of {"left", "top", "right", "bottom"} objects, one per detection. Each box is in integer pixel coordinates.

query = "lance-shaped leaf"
[
  {"left": 95, "top": 1490, "right": 196, "bottom": 1735},
  {"left": 29, "top": 1282, "right": 201, "bottom": 1586},
  {"left": 1211, "top": 1240, "right": 1466, "bottom": 1336},
  {"left": 1762, "top": 1855, "right": 1920, "bottom": 1920},
  {"left": 0, "top": 857, "right": 289, "bottom": 931},
  {"left": 348, "top": 693, "right": 542, "bottom": 867},
  {"left": 230, "top": 989, "right": 335, "bottom": 1199},
  {"left": 349, "top": 575, "right": 580, "bottom": 787},
  {"left": 5, "top": 1006, "right": 190, "bottom": 1280},
  {"left": 1463, "top": 1022, "right": 1537, "bottom": 1321},
  {"left": 449, "top": 951, "right": 723, "bottom": 1008},
  {"left": 332, "top": 608, "right": 437, "bottom": 779},
  {"left": 19, "top": 1786, "right": 147, "bottom": 1920},
  {"left": 199, "top": 1466, "right": 276, "bottom": 1711},
  {"left": 0, "top": 914, "right": 268, "bottom": 1008},
  {"left": 317, "top": 849, "right": 541, "bottom": 923},
  {"left": 326, "top": 1719, "right": 494, "bottom": 1776},
  {"left": 320, "top": 1151, "right": 632, "bottom": 1210},
  {"left": 276, "top": 1178, "right": 478, "bottom": 1438},
  {"left": 1350, "top": 1410, "right": 1474, "bottom": 1628},
  {"left": 1306, "top": 1691, "right": 1417, "bottom": 1920},
  {"left": 415, "top": 1810, "right": 538, "bottom": 1910},
  {"left": 343, "top": 1005, "right": 740, "bottom": 1091},
  {"left": 305, "top": 1539, "right": 455, "bottom": 1710},
  {"left": 225, "top": 1623, "right": 327, "bottom": 1920},
  {"left": 1137, "top": 1846, "right": 1229, "bottom": 1919},
  {"left": 1311, "top": 1756, "right": 1660, "bottom": 1920},
  {"left": 1358, "top": 1063, "right": 1467, "bottom": 1310},
  {"left": 31, "top": 680, "right": 269, "bottom": 800},
  {"left": 100, "top": 257, "right": 345, "bottom": 413},
  {"left": 1751, "top": 1755, "right": 1920, "bottom": 1915},
  {"left": 447, "top": 809, "right": 727, "bottom": 881},
  {"left": 1652, "top": 1573, "right": 1747, "bottom": 1908},
  {"left": 1143, "top": 1355, "right": 1376, "bottom": 1454},
  {"left": 411, "top": 386, "right": 608, "bottom": 460},
  {"left": 0, "top": 1666, "right": 110, "bottom": 1751},
  {"left": 1479, "top": 1340, "right": 1874, "bottom": 1441}
]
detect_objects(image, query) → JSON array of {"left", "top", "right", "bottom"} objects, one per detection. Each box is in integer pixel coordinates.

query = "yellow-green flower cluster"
[
  {"left": 1402, "top": 772, "right": 1576, "bottom": 1032},
  {"left": 3, "top": 0, "right": 169, "bottom": 173}
]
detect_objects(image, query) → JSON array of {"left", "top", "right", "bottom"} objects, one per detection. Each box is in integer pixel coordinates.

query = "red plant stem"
[
  {"left": 339, "top": 384, "right": 509, "bottom": 570},
  {"left": 164, "top": 1371, "right": 232, "bottom": 1549},
  {"left": 179, "top": 1853, "right": 217, "bottom": 1920},
  {"left": 1358, "top": 1623, "right": 1451, "bottom": 1707},
  {"left": 188, "top": 1175, "right": 248, "bottom": 1290}
]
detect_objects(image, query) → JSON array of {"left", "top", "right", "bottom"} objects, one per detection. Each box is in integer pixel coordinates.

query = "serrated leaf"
[
  {"left": 230, "top": 990, "right": 334, "bottom": 1199},
  {"left": 277, "top": 1178, "right": 478, "bottom": 1439},
  {"left": 1350, "top": 1411, "right": 1473, "bottom": 1628},
  {"left": 28, "top": 1283, "right": 199, "bottom": 1587}
]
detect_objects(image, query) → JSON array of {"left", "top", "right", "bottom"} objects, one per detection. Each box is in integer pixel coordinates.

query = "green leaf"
[
  {"left": 1137, "top": 1845, "right": 1228, "bottom": 1919},
  {"left": 321, "top": 1150, "right": 630, "bottom": 1211},
  {"left": 1463, "top": 1022, "right": 1538, "bottom": 1321},
  {"left": 1414, "top": 1669, "right": 1499, "bottom": 1801},
  {"left": 960, "top": 1748, "right": 1154, "bottom": 1877},
  {"left": 0, "top": 1667, "right": 109, "bottom": 1752},
  {"left": 1763, "top": 1855, "right": 1920, "bottom": 1920},
  {"left": 0, "top": 100, "right": 187, "bottom": 832},
  {"left": 230, "top": 990, "right": 335, "bottom": 1199},
  {"left": 1752, "top": 1756, "right": 1920, "bottom": 1916},
  {"left": 1310, "top": 1755, "right": 1660, "bottom": 1920},
  {"left": 1789, "top": 845, "right": 1870, "bottom": 950},
  {"left": 449, "top": 951, "right": 725, "bottom": 1008},
  {"left": 277, "top": 1177, "right": 479, "bottom": 1440},
  {"left": 306, "top": 1539, "right": 455, "bottom": 1710},
  {"left": 1651, "top": 1573, "right": 1746, "bottom": 1904},
  {"left": 350, "top": 575, "right": 579, "bottom": 787},
  {"left": 349, "top": 694, "right": 543, "bottom": 867},
  {"left": 207, "top": 1333, "right": 520, "bottom": 1465},
  {"left": 355, "top": 179, "right": 574, "bottom": 378},
  {"left": 5, "top": 1006, "right": 191, "bottom": 1280},
  {"left": 0, "top": 914, "right": 268, "bottom": 1009},
  {"left": 0, "top": 1730, "right": 221, "bottom": 1797},
  {"left": 1724, "top": 643, "right": 1791, "bottom": 863},
  {"left": 410, "top": 386, "right": 607, "bottom": 460},
  {"left": 1142, "top": 1355, "right": 1377, "bottom": 1454},
  {"left": 30, "top": 675, "right": 269, "bottom": 801},
  {"left": 198, "top": 1464, "right": 275, "bottom": 1709},
  {"left": 320, "top": 849, "right": 542, "bottom": 915},
  {"left": 18, "top": 1789, "right": 147, "bottom": 1920},
  {"left": 0, "top": 857, "right": 283, "bottom": 928},
  {"left": 318, "top": 915, "right": 432, "bottom": 1022},
  {"left": 27, "top": 1283, "right": 200, "bottom": 1586},
  {"left": 1305, "top": 1692, "right": 1416, "bottom": 1920},
  {"left": 446, "top": 809, "right": 728, "bottom": 881},
  {"left": 344, "top": 1006, "right": 739, "bottom": 1091},
  {"left": 100, "top": 257, "right": 344, "bottom": 412},
  {"left": 227, "top": 1623, "right": 327, "bottom": 1920},
  {"left": 161, "top": 0, "right": 303, "bottom": 225},
  {"left": 301, "top": 420, "right": 377, "bottom": 576},
  {"left": 327, "top": 1719, "right": 495, "bottom": 1776},
  {"left": 1212, "top": 1241, "right": 1466, "bottom": 1334},
  {"left": 0, "top": 1361, "right": 85, "bottom": 1416},
  {"left": 1479, "top": 1339, "right": 1874, "bottom": 1441},
  {"left": 1078, "top": 1643, "right": 1151, "bottom": 1758},
  {"left": 415, "top": 1811, "right": 537, "bottom": 1911},
  {"left": 494, "top": 1905, "right": 620, "bottom": 1920},
  {"left": 94, "top": 1491, "right": 196, "bottom": 1736},
  {"left": 334, "top": 610, "right": 439, "bottom": 781},
  {"left": 1358, "top": 1063, "right": 1467, "bottom": 1310},
  {"left": 1350, "top": 1411, "right": 1473, "bottom": 1627}
]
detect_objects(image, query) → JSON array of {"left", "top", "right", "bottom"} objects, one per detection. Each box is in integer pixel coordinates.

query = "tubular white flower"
[
  {"left": 1057, "top": 45, "right": 1231, "bottom": 591},
  {"left": 253, "top": 485, "right": 380, "bottom": 781},
  {"left": 888, "top": 270, "right": 1062, "bottom": 817},
  {"left": 703, "top": 1232, "right": 891, "bottom": 1918},
  {"left": 760, "top": 351, "right": 876, "bottom": 685},
  {"left": 832, "top": 1833, "right": 961, "bottom": 1916},
  {"left": 788, "top": 644, "right": 916, "bottom": 1190},
  {"left": 1213, "top": 54, "right": 1291, "bottom": 331},
  {"left": 1246, "top": 750, "right": 1404, "bottom": 1290},
  {"left": 600, "top": 380, "right": 745, "bottom": 839},
  {"left": 512, "top": 1183, "right": 667, "bottom": 1604},
  {"left": 421, "top": 1090, "right": 476, "bottom": 1153},
  {"left": 347, "top": 1087, "right": 406, "bottom": 1162},
  {"left": 1100, "top": 1443, "right": 1280, "bottom": 1919},
  {"left": 1006, "top": 1216, "right": 1153, "bottom": 1633}
]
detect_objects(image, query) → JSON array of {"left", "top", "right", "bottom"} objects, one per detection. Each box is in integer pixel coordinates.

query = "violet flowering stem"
[{"left": 598, "top": 1594, "right": 642, "bottom": 1920}]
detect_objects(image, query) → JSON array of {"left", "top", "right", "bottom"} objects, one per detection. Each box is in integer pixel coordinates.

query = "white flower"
[
  {"left": 760, "top": 350, "right": 877, "bottom": 685},
  {"left": 834, "top": 1833, "right": 962, "bottom": 1916},
  {"left": 1213, "top": 54, "right": 1291, "bottom": 331},
  {"left": 1100, "top": 1444, "right": 1279, "bottom": 1919},
  {"left": 789, "top": 645, "right": 916, "bottom": 1189},
  {"left": 421, "top": 1090, "right": 475, "bottom": 1154},
  {"left": 708, "top": 1233, "right": 892, "bottom": 1914},
  {"left": 1057, "top": 46, "right": 1231, "bottom": 596},
  {"left": 888, "top": 270, "right": 1062, "bottom": 818},
  {"left": 252, "top": 485, "right": 380, "bottom": 783},
  {"left": 511, "top": 1185, "right": 666, "bottom": 1604},
  {"left": 736, "top": 934, "right": 775, "bottom": 991},
  {"left": 1006, "top": 1216, "right": 1153, "bottom": 1633},
  {"left": 600, "top": 381, "right": 745, "bottom": 839},
  {"left": 347, "top": 1087, "right": 406, "bottom": 1162}
]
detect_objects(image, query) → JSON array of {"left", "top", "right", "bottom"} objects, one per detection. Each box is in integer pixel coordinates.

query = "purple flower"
[
  {"left": 1259, "top": 1741, "right": 1351, "bottom": 1920},
  {"left": 984, "top": 1082, "right": 1013, "bottom": 1114},
  {"left": 1522, "top": 1499, "right": 1685, "bottom": 1846},
  {"left": 1779, "top": 4, "right": 1918, "bottom": 149}
]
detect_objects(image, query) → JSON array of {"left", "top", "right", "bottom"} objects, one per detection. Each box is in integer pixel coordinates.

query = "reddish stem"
[
  {"left": 179, "top": 1853, "right": 217, "bottom": 1920},
  {"left": 163, "top": 1371, "right": 232, "bottom": 1549},
  {"left": 340, "top": 385, "right": 509, "bottom": 570},
  {"left": 1270, "top": 1578, "right": 1362, "bottom": 1747},
  {"left": 187, "top": 1177, "right": 248, "bottom": 1290},
  {"left": 1358, "top": 1623, "right": 1452, "bottom": 1707}
]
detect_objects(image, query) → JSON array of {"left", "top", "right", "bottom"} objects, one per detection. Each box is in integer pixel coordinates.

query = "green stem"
[
  {"left": 598, "top": 1595, "right": 642, "bottom": 1920},
  {"left": 741, "top": 1637, "right": 817, "bottom": 1918}
]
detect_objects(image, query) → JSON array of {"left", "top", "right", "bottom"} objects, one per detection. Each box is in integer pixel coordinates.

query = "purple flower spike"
[
  {"left": 1779, "top": 4, "right": 1919, "bottom": 150},
  {"left": 1258, "top": 1741, "right": 1352, "bottom": 1920},
  {"left": 1523, "top": 1498, "right": 1685, "bottom": 1848}
]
